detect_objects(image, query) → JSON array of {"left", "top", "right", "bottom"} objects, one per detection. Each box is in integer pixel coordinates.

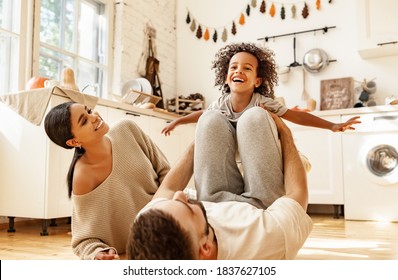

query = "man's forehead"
[{"left": 136, "top": 198, "right": 169, "bottom": 218}]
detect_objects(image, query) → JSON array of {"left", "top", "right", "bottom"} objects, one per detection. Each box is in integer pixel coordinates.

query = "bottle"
[{"left": 61, "top": 68, "right": 79, "bottom": 91}]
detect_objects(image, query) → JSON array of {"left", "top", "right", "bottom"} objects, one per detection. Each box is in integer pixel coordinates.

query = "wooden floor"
[{"left": 1, "top": 214, "right": 398, "bottom": 260}]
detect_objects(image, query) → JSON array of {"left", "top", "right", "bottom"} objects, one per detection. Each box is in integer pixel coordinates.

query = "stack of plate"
[{"left": 121, "top": 77, "right": 154, "bottom": 105}]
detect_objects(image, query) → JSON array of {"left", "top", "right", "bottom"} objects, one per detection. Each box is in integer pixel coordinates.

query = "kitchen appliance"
[{"left": 342, "top": 112, "right": 398, "bottom": 222}]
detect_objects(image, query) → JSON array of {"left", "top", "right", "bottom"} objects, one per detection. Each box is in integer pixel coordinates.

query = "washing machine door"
[{"left": 365, "top": 144, "right": 398, "bottom": 184}]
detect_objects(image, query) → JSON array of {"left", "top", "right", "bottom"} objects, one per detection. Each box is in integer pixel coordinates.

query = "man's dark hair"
[{"left": 127, "top": 208, "right": 196, "bottom": 259}]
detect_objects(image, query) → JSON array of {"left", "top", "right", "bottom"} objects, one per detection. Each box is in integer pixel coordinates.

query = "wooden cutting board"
[{"left": 320, "top": 77, "right": 354, "bottom": 110}]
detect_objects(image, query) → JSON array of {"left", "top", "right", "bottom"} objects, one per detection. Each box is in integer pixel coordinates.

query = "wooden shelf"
[
  {"left": 167, "top": 98, "right": 205, "bottom": 115},
  {"left": 175, "top": 98, "right": 205, "bottom": 115}
]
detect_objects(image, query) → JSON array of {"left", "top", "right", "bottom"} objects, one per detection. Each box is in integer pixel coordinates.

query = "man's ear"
[
  {"left": 66, "top": 138, "right": 79, "bottom": 148},
  {"left": 198, "top": 240, "right": 215, "bottom": 260}
]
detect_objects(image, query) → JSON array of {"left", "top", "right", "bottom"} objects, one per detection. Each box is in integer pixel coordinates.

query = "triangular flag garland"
[{"left": 186, "top": 0, "right": 332, "bottom": 43}]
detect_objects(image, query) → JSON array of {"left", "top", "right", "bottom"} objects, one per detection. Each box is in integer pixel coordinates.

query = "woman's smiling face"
[{"left": 68, "top": 103, "right": 109, "bottom": 147}]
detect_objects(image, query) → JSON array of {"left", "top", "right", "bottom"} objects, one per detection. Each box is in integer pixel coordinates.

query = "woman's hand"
[
  {"left": 95, "top": 249, "right": 120, "bottom": 260},
  {"left": 331, "top": 116, "right": 361, "bottom": 132}
]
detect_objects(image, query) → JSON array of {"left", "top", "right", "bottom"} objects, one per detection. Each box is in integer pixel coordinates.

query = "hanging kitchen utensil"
[
  {"left": 301, "top": 68, "right": 309, "bottom": 101},
  {"left": 302, "top": 48, "right": 331, "bottom": 73},
  {"left": 145, "top": 35, "right": 164, "bottom": 109},
  {"left": 289, "top": 36, "right": 302, "bottom": 68}
]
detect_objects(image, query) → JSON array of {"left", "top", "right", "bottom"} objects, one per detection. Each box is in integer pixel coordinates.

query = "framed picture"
[{"left": 320, "top": 77, "right": 354, "bottom": 110}]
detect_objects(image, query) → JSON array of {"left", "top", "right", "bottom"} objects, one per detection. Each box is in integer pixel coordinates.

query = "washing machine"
[{"left": 342, "top": 111, "right": 398, "bottom": 222}]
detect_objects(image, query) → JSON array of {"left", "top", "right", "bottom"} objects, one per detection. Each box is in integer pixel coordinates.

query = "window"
[
  {"left": 35, "top": 0, "right": 112, "bottom": 97},
  {"left": 0, "top": 0, "right": 112, "bottom": 97},
  {"left": 0, "top": 0, "right": 22, "bottom": 94}
]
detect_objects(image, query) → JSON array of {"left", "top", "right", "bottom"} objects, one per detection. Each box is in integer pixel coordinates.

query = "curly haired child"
[{"left": 162, "top": 42, "right": 360, "bottom": 136}]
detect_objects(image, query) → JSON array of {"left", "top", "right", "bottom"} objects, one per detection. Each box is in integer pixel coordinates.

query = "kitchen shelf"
[{"left": 167, "top": 97, "right": 205, "bottom": 115}]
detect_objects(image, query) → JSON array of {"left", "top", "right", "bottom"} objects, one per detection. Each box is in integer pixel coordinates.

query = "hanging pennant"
[
  {"left": 260, "top": 0, "right": 266, "bottom": 13},
  {"left": 291, "top": 5, "right": 297, "bottom": 18},
  {"left": 221, "top": 28, "right": 228, "bottom": 42},
  {"left": 231, "top": 21, "right": 237, "bottom": 35},
  {"left": 196, "top": 25, "right": 203, "bottom": 39},
  {"left": 302, "top": 2, "right": 309, "bottom": 18},
  {"left": 203, "top": 28, "right": 210, "bottom": 41},
  {"left": 239, "top": 13, "right": 245, "bottom": 25},
  {"left": 190, "top": 20, "right": 196, "bottom": 32},
  {"left": 270, "top": 2, "right": 276, "bottom": 17},
  {"left": 213, "top": 30, "right": 218, "bottom": 43},
  {"left": 185, "top": 0, "right": 332, "bottom": 43},
  {"left": 281, "top": 5, "right": 286, "bottom": 20}
]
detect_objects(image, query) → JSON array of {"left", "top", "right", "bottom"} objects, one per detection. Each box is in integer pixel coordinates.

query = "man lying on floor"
[{"left": 127, "top": 112, "right": 313, "bottom": 260}]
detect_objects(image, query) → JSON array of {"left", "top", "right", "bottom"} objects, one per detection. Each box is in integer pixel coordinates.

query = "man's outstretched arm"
[{"left": 271, "top": 114, "right": 309, "bottom": 211}]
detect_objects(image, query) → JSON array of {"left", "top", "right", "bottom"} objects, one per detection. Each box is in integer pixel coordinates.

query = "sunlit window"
[
  {"left": 36, "top": 0, "right": 109, "bottom": 97},
  {"left": 0, "top": 0, "right": 21, "bottom": 94}
]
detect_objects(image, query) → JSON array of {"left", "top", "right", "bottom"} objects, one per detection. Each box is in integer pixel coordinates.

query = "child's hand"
[
  {"left": 332, "top": 116, "right": 361, "bottom": 132},
  {"left": 161, "top": 121, "right": 177, "bottom": 136}
]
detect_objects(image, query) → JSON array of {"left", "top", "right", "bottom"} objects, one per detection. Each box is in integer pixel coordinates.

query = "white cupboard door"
[
  {"left": 107, "top": 107, "right": 152, "bottom": 135},
  {"left": 0, "top": 102, "right": 47, "bottom": 218},
  {"left": 149, "top": 118, "right": 182, "bottom": 167},
  {"left": 287, "top": 116, "right": 344, "bottom": 204},
  {"left": 94, "top": 104, "right": 108, "bottom": 123},
  {"left": 356, "top": 0, "right": 398, "bottom": 58}
]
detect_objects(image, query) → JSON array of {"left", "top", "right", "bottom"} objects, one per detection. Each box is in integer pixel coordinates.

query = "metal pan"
[{"left": 302, "top": 48, "right": 329, "bottom": 73}]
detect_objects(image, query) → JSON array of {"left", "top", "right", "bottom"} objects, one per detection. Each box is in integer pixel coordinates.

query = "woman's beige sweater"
[{"left": 71, "top": 119, "right": 170, "bottom": 259}]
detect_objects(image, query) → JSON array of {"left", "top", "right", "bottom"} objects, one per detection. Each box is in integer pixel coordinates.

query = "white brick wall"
[{"left": 112, "top": 0, "right": 177, "bottom": 105}]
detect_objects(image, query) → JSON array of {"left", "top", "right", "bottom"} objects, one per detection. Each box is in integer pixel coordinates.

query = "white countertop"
[
  {"left": 310, "top": 105, "right": 398, "bottom": 117},
  {"left": 51, "top": 87, "right": 180, "bottom": 121}
]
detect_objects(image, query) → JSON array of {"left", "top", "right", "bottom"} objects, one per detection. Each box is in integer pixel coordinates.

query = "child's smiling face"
[{"left": 226, "top": 51, "right": 262, "bottom": 95}]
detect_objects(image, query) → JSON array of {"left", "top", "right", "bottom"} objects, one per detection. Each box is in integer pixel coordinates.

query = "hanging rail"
[{"left": 257, "top": 26, "right": 336, "bottom": 42}]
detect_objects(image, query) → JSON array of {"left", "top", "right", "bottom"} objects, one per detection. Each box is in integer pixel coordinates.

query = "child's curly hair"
[{"left": 211, "top": 42, "right": 278, "bottom": 99}]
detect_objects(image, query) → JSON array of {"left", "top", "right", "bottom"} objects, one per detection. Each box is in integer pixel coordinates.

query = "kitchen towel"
[
  {"left": 0, "top": 87, "right": 52, "bottom": 126},
  {"left": 0, "top": 86, "right": 98, "bottom": 126}
]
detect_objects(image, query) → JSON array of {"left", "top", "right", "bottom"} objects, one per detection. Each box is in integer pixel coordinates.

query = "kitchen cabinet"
[
  {"left": 107, "top": 105, "right": 152, "bottom": 134},
  {"left": 356, "top": 0, "right": 398, "bottom": 59},
  {"left": 0, "top": 95, "right": 74, "bottom": 235},
  {"left": 287, "top": 115, "right": 344, "bottom": 215}
]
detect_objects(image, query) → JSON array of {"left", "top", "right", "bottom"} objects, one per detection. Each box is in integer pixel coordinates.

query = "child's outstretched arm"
[
  {"left": 161, "top": 110, "right": 204, "bottom": 136},
  {"left": 281, "top": 109, "right": 361, "bottom": 132}
]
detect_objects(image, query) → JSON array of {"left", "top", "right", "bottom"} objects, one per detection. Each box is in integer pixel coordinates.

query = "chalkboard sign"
[{"left": 320, "top": 77, "right": 354, "bottom": 110}]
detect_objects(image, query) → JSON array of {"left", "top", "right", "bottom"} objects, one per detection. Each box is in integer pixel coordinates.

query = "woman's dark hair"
[
  {"left": 44, "top": 102, "right": 85, "bottom": 197},
  {"left": 211, "top": 42, "right": 278, "bottom": 99}
]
